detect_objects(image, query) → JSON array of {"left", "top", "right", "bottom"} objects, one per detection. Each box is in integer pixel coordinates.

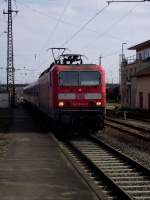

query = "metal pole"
[
  {"left": 120, "top": 43, "right": 126, "bottom": 107},
  {"left": 3, "top": 0, "right": 18, "bottom": 107},
  {"left": 122, "top": 42, "right": 126, "bottom": 62},
  {"left": 99, "top": 56, "right": 102, "bottom": 65}
]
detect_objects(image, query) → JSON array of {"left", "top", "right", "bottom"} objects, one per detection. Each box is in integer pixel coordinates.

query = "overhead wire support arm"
[
  {"left": 61, "top": 4, "right": 109, "bottom": 47},
  {"left": 107, "top": 0, "right": 150, "bottom": 4}
]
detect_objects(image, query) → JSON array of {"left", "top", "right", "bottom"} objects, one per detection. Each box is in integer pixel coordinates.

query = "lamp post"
[
  {"left": 120, "top": 42, "right": 126, "bottom": 107},
  {"left": 122, "top": 42, "right": 127, "bottom": 63}
]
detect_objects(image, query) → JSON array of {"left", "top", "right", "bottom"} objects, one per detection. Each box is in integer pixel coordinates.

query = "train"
[{"left": 23, "top": 48, "right": 106, "bottom": 132}]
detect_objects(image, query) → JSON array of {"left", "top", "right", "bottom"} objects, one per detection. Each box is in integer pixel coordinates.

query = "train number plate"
[{"left": 76, "top": 93, "right": 85, "bottom": 99}]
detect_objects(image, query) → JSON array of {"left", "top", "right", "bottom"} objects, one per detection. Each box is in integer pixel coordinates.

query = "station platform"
[{"left": 0, "top": 107, "right": 98, "bottom": 200}]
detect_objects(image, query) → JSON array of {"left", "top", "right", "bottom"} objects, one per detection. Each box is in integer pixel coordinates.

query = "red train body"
[{"left": 24, "top": 53, "right": 106, "bottom": 131}]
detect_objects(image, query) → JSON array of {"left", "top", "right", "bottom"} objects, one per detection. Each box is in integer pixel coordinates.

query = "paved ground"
[{"left": 0, "top": 107, "right": 98, "bottom": 200}]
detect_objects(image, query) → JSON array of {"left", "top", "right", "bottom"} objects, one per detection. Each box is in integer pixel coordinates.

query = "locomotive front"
[{"left": 53, "top": 54, "right": 106, "bottom": 131}]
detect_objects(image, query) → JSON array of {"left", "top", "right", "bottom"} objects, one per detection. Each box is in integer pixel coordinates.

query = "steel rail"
[
  {"left": 66, "top": 140, "right": 134, "bottom": 199},
  {"left": 28, "top": 104, "right": 150, "bottom": 199},
  {"left": 106, "top": 117, "right": 150, "bottom": 133},
  {"left": 90, "top": 135, "right": 150, "bottom": 177},
  {"left": 105, "top": 118, "right": 150, "bottom": 141},
  {"left": 51, "top": 134, "right": 110, "bottom": 200},
  {"left": 64, "top": 136, "right": 150, "bottom": 200}
]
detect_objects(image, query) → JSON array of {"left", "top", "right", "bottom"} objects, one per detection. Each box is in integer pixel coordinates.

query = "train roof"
[
  {"left": 23, "top": 81, "right": 38, "bottom": 90},
  {"left": 39, "top": 63, "right": 101, "bottom": 78}
]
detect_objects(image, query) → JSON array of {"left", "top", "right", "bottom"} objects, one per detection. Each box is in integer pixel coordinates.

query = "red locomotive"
[{"left": 23, "top": 48, "right": 106, "bottom": 132}]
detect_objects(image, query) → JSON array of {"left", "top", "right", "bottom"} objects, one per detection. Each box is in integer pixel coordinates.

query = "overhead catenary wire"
[
  {"left": 82, "top": 3, "right": 138, "bottom": 50},
  {"left": 37, "top": 2, "right": 136, "bottom": 76},
  {"left": 89, "top": 36, "right": 138, "bottom": 65},
  {"left": 0, "top": 1, "right": 17, "bottom": 39},
  {"left": 24, "top": 1, "right": 130, "bottom": 69},
  {"left": 19, "top": 2, "right": 112, "bottom": 38},
  {"left": 5, "top": 1, "right": 148, "bottom": 85},
  {"left": 61, "top": 4, "right": 109, "bottom": 46},
  {"left": 18, "top": 2, "right": 89, "bottom": 32},
  {"left": 105, "top": 33, "right": 131, "bottom": 43},
  {"left": 18, "top": 2, "right": 131, "bottom": 53},
  {"left": 39, "top": 0, "right": 71, "bottom": 53}
]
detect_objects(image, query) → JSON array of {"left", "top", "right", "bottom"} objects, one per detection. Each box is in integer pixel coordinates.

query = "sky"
[{"left": 0, "top": 0, "right": 150, "bottom": 84}]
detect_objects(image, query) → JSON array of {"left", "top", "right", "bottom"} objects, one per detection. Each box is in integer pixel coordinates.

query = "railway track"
[
  {"left": 53, "top": 134, "right": 150, "bottom": 200},
  {"left": 105, "top": 117, "right": 150, "bottom": 141},
  {"left": 106, "top": 111, "right": 150, "bottom": 124}
]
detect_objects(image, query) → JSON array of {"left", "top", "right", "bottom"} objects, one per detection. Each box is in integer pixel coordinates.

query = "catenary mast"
[{"left": 3, "top": 0, "right": 18, "bottom": 106}]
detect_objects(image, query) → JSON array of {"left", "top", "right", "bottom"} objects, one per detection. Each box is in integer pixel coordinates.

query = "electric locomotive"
[{"left": 23, "top": 48, "right": 106, "bottom": 132}]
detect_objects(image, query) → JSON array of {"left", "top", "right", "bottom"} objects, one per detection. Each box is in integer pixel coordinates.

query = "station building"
[{"left": 120, "top": 40, "right": 150, "bottom": 110}]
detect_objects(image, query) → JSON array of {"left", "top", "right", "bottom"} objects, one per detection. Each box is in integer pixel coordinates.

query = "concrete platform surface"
[{"left": 0, "top": 107, "right": 98, "bottom": 200}]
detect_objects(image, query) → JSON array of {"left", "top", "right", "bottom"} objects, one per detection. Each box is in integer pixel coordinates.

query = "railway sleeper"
[
  {"left": 102, "top": 169, "right": 135, "bottom": 173},
  {"left": 127, "top": 190, "right": 150, "bottom": 196},
  {"left": 122, "top": 185, "right": 150, "bottom": 190},
  {"left": 118, "top": 180, "right": 150, "bottom": 186},
  {"left": 108, "top": 172, "right": 143, "bottom": 177},
  {"left": 84, "top": 152, "right": 114, "bottom": 155},
  {"left": 89, "top": 157, "right": 121, "bottom": 161},
  {"left": 113, "top": 177, "right": 148, "bottom": 181},
  {"left": 135, "top": 197, "right": 150, "bottom": 200},
  {"left": 94, "top": 160, "right": 125, "bottom": 164},
  {"left": 99, "top": 165, "right": 133, "bottom": 169}
]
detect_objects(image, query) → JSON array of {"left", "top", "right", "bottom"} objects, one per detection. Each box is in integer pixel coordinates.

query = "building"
[{"left": 120, "top": 40, "right": 150, "bottom": 110}]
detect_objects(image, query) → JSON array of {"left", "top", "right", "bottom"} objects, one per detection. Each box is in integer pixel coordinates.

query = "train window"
[
  {"left": 59, "top": 71, "right": 101, "bottom": 86},
  {"left": 80, "top": 71, "right": 100, "bottom": 86},
  {"left": 59, "top": 71, "right": 78, "bottom": 86}
]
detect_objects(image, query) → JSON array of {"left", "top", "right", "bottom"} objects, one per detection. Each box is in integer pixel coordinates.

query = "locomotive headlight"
[
  {"left": 96, "top": 101, "right": 101, "bottom": 106},
  {"left": 58, "top": 101, "right": 64, "bottom": 107}
]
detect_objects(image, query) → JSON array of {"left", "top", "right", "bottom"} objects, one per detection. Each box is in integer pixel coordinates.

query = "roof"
[
  {"left": 128, "top": 40, "right": 150, "bottom": 51},
  {"left": 136, "top": 67, "right": 150, "bottom": 77}
]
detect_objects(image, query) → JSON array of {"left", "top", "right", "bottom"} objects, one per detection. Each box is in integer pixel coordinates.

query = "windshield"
[
  {"left": 59, "top": 71, "right": 78, "bottom": 86},
  {"left": 59, "top": 71, "right": 100, "bottom": 86}
]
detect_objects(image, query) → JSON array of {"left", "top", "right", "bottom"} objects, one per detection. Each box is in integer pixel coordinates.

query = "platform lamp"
[{"left": 122, "top": 42, "right": 127, "bottom": 63}]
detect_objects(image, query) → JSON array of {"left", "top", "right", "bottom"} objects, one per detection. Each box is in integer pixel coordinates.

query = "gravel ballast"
[{"left": 97, "top": 126, "right": 150, "bottom": 169}]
